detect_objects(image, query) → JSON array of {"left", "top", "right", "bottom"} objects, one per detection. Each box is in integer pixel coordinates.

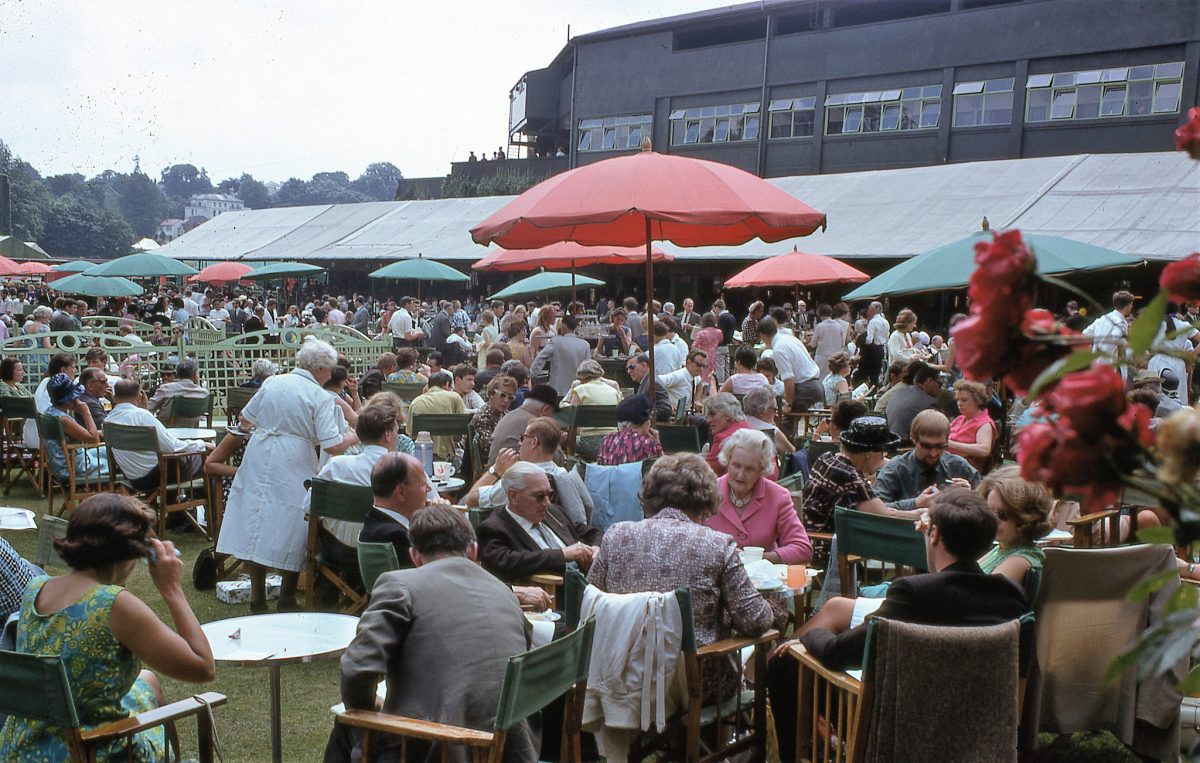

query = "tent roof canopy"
[{"left": 156, "top": 152, "right": 1198, "bottom": 265}]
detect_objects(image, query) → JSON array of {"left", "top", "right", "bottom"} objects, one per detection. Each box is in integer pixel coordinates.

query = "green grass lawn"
[{"left": 3, "top": 484, "right": 1144, "bottom": 762}]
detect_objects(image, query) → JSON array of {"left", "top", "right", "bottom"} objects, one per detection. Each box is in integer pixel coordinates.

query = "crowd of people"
[{"left": 0, "top": 279, "right": 1196, "bottom": 762}]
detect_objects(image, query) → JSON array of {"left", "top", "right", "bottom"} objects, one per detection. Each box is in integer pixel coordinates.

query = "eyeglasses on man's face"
[{"left": 916, "top": 439, "right": 948, "bottom": 451}]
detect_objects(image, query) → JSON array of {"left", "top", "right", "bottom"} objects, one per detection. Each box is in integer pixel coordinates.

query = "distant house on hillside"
[
  {"left": 184, "top": 193, "right": 244, "bottom": 221},
  {"left": 157, "top": 218, "right": 185, "bottom": 242}
]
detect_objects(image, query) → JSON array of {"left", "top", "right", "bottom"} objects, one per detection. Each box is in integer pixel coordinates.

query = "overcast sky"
[{"left": 0, "top": 0, "right": 716, "bottom": 184}]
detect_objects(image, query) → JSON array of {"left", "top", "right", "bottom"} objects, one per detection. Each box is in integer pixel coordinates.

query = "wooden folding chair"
[
  {"left": 224, "top": 386, "right": 257, "bottom": 425},
  {"left": 0, "top": 649, "right": 226, "bottom": 763},
  {"left": 0, "top": 396, "right": 42, "bottom": 496},
  {"left": 335, "top": 618, "right": 596, "bottom": 763},
  {"left": 102, "top": 422, "right": 209, "bottom": 539},
  {"left": 564, "top": 405, "right": 617, "bottom": 456},
  {"left": 410, "top": 413, "right": 472, "bottom": 458},
  {"left": 382, "top": 381, "right": 426, "bottom": 406},
  {"left": 162, "top": 394, "right": 212, "bottom": 427},
  {"left": 659, "top": 425, "right": 702, "bottom": 454},
  {"left": 305, "top": 477, "right": 376, "bottom": 613},
  {"left": 357, "top": 540, "right": 400, "bottom": 593},
  {"left": 36, "top": 413, "right": 106, "bottom": 517},
  {"left": 563, "top": 568, "right": 778, "bottom": 763},
  {"left": 833, "top": 507, "right": 928, "bottom": 597}
]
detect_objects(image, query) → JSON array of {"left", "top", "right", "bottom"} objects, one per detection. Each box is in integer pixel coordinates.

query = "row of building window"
[{"left": 578, "top": 62, "right": 1185, "bottom": 152}]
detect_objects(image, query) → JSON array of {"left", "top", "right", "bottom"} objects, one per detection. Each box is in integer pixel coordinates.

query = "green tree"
[
  {"left": 311, "top": 171, "right": 349, "bottom": 188},
  {"left": 43, "top": 173, "right": 86, "bottom": 197},
  {"left": 115, "top": 171, "right": 166, "bottom": 237},
  {"left": 0, "top": 140, "right": 53, "bottom": 241},
  {"left": 351, "top": 161, "right": 404, "bottom": 201},
  {"left": 235, "top": 174, "right": 271, "bottom": 209},
  {"left": 275, "top": 178, "right": 309, "bottom": 207},
  {"left": 159, "top": 163, "right": 213, "bottom": 200},
  {"left": 40, "top": 196, "right": 134, "bottom": 259}
]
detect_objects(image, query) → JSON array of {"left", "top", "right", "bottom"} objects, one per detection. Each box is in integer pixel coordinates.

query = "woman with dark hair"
[
  {"left": 386, "top": 348, "right": 427, "bottom": 384},
  {"left": 978, "top": 465, "right": 1052, "bottom": 586},
  {"left": 0, "top": 494, "right": 214, "bottom": 760},
  {"left": 719, "top": 344, "right": 769, "bottom": 395},
  {"left": 1149, "top": 300, "right": 1200, "bottom": 405},
  {"left": 691, "top": 313, "right": 724, "bottom": 384},
  {"left": 0, "top": 357, "right": 30, "bottom": 397}
]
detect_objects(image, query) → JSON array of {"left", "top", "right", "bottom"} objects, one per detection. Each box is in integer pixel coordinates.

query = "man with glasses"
[
  {"left": 874, "top": 409, "right": 979, "bottom": 511},
  {"left": 625, "top": 353, "right": 673, "bottom": 422},
  {"left": 466, "top": 416, "right": 593, "bottom": 524},
  {"left": 476, "top": 460, "right": 602, "bottom": 583}
]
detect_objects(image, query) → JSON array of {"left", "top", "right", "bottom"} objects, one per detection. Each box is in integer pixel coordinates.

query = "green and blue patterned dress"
[{"left": 0, "top": 577, "right": 165, "bottom": 761}]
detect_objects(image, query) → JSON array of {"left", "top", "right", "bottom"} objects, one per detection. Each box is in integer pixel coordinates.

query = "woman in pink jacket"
[{"left": 705, "top": 428, "right": 812, "bottom": 564}]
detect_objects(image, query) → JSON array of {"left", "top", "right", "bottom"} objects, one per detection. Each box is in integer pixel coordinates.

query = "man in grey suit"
[
  {"left": 529, "top": 314, "right": 592, "bottom": 398},
  {"left": 327, "top": 505, "right": 538, "bottom": 763}
]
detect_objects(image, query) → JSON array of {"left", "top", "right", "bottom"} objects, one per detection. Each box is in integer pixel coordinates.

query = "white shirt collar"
[{"left": 373, "top": 505, "right": 411, "bottom": 528}]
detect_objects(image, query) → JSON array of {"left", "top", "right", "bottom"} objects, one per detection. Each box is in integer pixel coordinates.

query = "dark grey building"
[{"left": 508, "top": 0, "right": 1199, "bottom": 178}]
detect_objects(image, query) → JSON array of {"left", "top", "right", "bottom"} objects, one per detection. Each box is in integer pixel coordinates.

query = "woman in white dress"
[
  {"left": 1149, "top": 301, "right": 1200, "bottom": 405},
  {"left": 886, "top": 309, "right": 923, "bottom": 367},
  {"left": 215, "top": 337, "right": 359, "bottom": 612}
]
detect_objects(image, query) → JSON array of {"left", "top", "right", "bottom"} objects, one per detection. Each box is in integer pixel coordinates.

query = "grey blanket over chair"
[{"left": 863, "top": 618, "right": 1020, "bottom": 763}]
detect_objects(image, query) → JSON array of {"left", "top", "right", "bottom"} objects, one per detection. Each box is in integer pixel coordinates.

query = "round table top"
[
  {"left": 168, "top": 427, "right": 218, "bottom": 440},
  {"left": 201, "top": 612, "right": 359, "bottom": 667},
  {"left": 432, "top": 476, "right": 466, "bottom": 492}
]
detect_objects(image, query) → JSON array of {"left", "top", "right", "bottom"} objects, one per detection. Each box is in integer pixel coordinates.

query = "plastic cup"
[
  {"left": 787, "top": 564, "right": 808, "bottom": 588},
  {"left": 742, "top": 546, "right": 764, "bottom": 564}
]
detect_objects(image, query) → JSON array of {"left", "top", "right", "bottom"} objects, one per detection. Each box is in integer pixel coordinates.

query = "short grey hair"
[
  {"left": 718, "top": 427, "right": 776, "bottom": 472},
  {"left": 175, "top": 359, "right": 198, "bottom": 380},
  {"left": 576, "top": 359, "right": 604, "bottom": 382},
  {"left": 33, "top": 305, "right": 52, "bottom": 321},
  {"left": 741, "top": 386, "right": 776, "bottom": 419},
  {"left": 641, "top": 453, "right": 719, "bottom": 520},
  {"left": 704, "top": 392, "right": 745, "bottom": 422},
  {"left": 252, "top": 357, "right": 277, "bottom": 380},
  {"left": 294, "top": 336, "right": 338, "bottom": 371},
  {"left": 501, "top": 460, "right": 548, "bottom": 494}
]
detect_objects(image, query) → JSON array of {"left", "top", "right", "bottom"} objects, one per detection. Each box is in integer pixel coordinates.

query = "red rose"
[
  {"left": 950, "top": 314, "right": 1003, "bottom": 381},
  {"left": 1018, "top": 422, "right": 1122, "bottom": 510},
  {"left": 1003, "top": 337, "right": 1072, "bottom": 397},
  {"left": 1117, "top": 403, "right": 1156, "bottom": 448},
  {"left": 1177, "top": 106, "right": 1200, "bottom": 161},
  {"left": 1046, "top": 364, "right": 1127, "bottom": 435},
  {"left": 1020, "top": 309, "right": 1056, "bottom": 336},
  {"left": 1160, "top": 252, "right": 1200, "bottom": 303},
  {"left": 968, "top": 230, "right": 1036, "bottom": 327}
]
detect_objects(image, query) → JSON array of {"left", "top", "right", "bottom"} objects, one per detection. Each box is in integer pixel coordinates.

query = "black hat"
[
  {"left": 524, "top": 384, "right": 561, "bottom": 411},
  {"left": 839, "top": 415, "right": 900, "bottom": 453},
  {"left": 615, "top": 394, "right": 653, "bottom": 425}
]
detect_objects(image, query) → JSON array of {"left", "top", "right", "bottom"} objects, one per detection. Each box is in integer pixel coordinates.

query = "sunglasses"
[
  {"left": 495, "top": 391, "right": 515, "bottom": 400},
  {"left": 916, "top": 440, "right": 948, "bottom": 450},
  {"left": 527, "top": 490, "right": 553, "bottom": 502}
]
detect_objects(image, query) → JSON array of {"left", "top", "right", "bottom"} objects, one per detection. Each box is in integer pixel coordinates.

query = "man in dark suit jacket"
[
  {"left": 326, "top": 505, "right": 537, "bottom": 763},
  {"left": 767, "top": 487, "right": 1027, "bottom": 763},
  {"left": 477, "top": 461, "right": 602, "bottom": 583},
  {"left": 358, "top": 452, "right": 430, "bottom": 565}
]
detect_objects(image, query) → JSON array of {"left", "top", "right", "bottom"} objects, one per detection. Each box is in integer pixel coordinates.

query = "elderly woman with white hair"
[
  {"left": 705, "top": 429, "right": 812, "bottom": 564},
  {"left": 216, "top": 337, "right": 360, "bottom": 612},
  {"left": 742, "top": 385, "right": 795, "bottom": 461},
  {"left": 704, "top": 391, "right": 750, "bottom": 475},
  {"left": 240, "top": 357, "right": 277, "bottom": 389}
]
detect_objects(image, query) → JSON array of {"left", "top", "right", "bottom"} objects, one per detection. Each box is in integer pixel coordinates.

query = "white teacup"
[
  {"left": 741, "top": 546, "right": 765, "bottom": 565},
  {"left": 432, "top": 461, "right": 455, "bottom": 480}
]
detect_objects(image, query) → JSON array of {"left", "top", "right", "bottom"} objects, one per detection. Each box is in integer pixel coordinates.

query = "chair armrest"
[
  {"left": 336, "top": 709, "right": 494, "bottom": 747},
  {"left": 788, "top": 643, "right": 862, "bottom": 692},
  {"left": 1066, "top": 509, "right": 1120, "bottom": 526},
  {"left": 80, "top": 692, "right": 227, "bottom": 742},
  {"left": 526, "top": 573, "right": 564, "bottom": 588},
  {"left": 696, "top": 629, "right": 779, "bottom": 657},
  {"left": 809, "top": 532, "right": 833, "bottom": 543}
]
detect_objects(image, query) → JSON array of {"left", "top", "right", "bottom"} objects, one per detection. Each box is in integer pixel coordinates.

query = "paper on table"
[{"left": 0, "top": 507, "right": 36, "bottom": 530}]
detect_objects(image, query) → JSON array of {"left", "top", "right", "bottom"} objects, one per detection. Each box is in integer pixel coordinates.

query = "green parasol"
[
  {"left": 243, "top": 262, "right": 326, "bottom": 280},
  {"left": 489, "top": 271, "right": 604, "bottom": 301},
  {"left": 49, "top": 272, "right": 145, "bottom": 297},
  {"left": 842, "top": 228, "right": 1140, "bottom": 301},
  {"left": 87, "top": 252, "right": 198, "bottom": 278},
  {"left": 368, "top": 256, "right": 468, "bottom": 282},
  {"left": 51, "top": 260, "right": 97, "bottom": 272}
]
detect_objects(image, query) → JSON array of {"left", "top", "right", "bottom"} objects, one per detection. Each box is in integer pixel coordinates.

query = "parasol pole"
[
  {"left": 570, "top": 261, "right": 577, "bottom": 315},
  {"left": 645, "top": 215, "right": 656, "bottom": 406}
]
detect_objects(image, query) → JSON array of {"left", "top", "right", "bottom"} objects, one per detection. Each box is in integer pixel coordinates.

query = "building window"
[
  {"left": 761, "top": 97, "right": 816, "bottom": 139},
  {"left": 669, "top": 103, "right": 761, "bottom": 146},
  {"left": 952, "top": 78, "right": 1014, "bottom": 127},
  {"left": 577, "top": 114, "right": 652, "bottom": 153},
  {"left": 1025, "top": 62, "right": 1184, "bottom": 122},
  {"left": 824, "top": 85, "right": 942, "bottom": 136}
]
